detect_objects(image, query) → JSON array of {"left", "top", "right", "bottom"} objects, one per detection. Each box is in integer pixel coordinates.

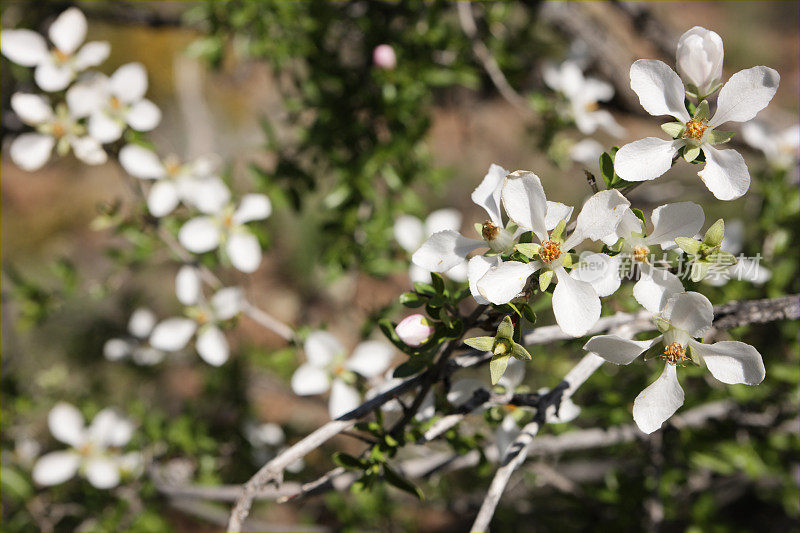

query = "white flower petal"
[
  {"left": 147, "top": 180, "right": 180, "bottom": 217},
  {"left": 10, "top": 133, "right": 54, "bottom": 171},
  {"left": 131, "top": 347, "right": 166, "bottom": 366},
  {"left": 175, "top": 266, "right": 201, "bottom": 306},
  {"left": 88, "top": 111, "right": 124, "bottom": 143},
  {"left": 32, "top": 451, "right": 80, "bottom": 486},
  {"left": 409, "top": 264, "right": 431, "bottom": 284},
  {"left": 70, "top": 136, "right": 107, "bottom": 165},
  {"left": 89, "top": 408, "right": 133, "bottom": 447},
  {"left": 614, "top": 137, "right": 683, "bottom": 183},
  {"left": 445, "top": 260, "right": 469, "bottom": 283},
  {"left": 48, "top": 402, "right": 86, "bottom": 447},
  {"left": 688, "top": 339, "right": 765, "bottom": 385},
  {"left": 583, "top": 334, "right": 660, "bottom": 365},
  {"left": 74, "top": 41, "right": 110, "bottom": 70},
  {"left": 103, "top": 338, "right": 132, "bottom": 361},
  {"left": 729, "top": 257, "right": 771, "bottom": 285},
  {"left": 227, "top": 231, "right": 262, "bottom": 273},
  {"left": 425, "top": 208, "right": 462, "bottom": 235},
  {"left": 181, "top": 176, "right": 230, "bottom": 214},
  {"left": 291, "top": 363, "right": 331, "bottom": 395},
  {"left": 552, "top": 267, "right": 600, "bottom": 337},
  {"left": 411, "top": 230, "right": 483, "bottom": 273},
  {"left": 629, "top": 59, "right": 690, "bottom": 122},
  {"left": 0, "top": 29, "right": 48, "bottom": 66},
  {"left": 394, "top": 215, "right": 425, "bottom": 253},
  {"left": 676, "top": 27, "right": 724, "bottom": 95},
  {"left": 196, "top": 326, "right": 229, "bottom": 366},
  {"left": 708, "top": 66, "right": 780, "bottom": 128},
  {"left": 232, "top": 194, "right": 272, "bottom": 224},
  {"left": 544, "top": 201, "right": 574, "bottom": 231},
  {"left": 501, "top": 171, "right": 549, "bottom": 240},
  {"left": 110, "top": 63, "right": 148, "bottom": 104},
  {"left": 34, "top": 61, "right": 73, "bottom": 92},
  {"left": 633, "top": 364, "right": 684, "bottom": 434},
  {"left": 49, "top": 7, "right": 87, "bottom": 55},
  {"left": 646, "top": 202, "right": 705, "bottom": 247},
  {"left": 633, "top": 264, "right": 684, "bottom": 315},
  {"left": 698, "top": 145, "right": 750, "bottom": 201},
  {"left": 660, "top": 292, "right": 713, "bottom": 337},
  {"left": 128, "top": 308, "right": 156, "bottom": 338},
  {"left": 571, "top": 253, "right": 621, "bottom": 297},
  {"left": 565, "top": 189, "right": 630, "bottom": 248},
  {"left": 10, "top": 93, "right": 53, "bottom": 125},
  {"left": 84, "top": 456, "right": 120, "bottom": 489},
  {"left": 468, "top": 255, "right": 502, "bottom": 305},
  {"left": 570, "top": 138, "right": 604, "bottom": 169},
  {"left": 126, "top": 99, "right": 161, "bottom": 132},
  {"left": 471, "top": 163, "right": 509, "bottom": 226},
  {"left": 346, "top": 341, "right": 394, "bottom": 378},
  {"left": 211, "top": 287, "right": 243, "bottom": 320},
  {"left": 305, "top": 331, "right": 344, "bottom": 367},
  {"left": 65, "top": 79, "right": 106, "bottom": 118},
  {"left": 476, "top": 261, "right": 539, "bottom": 305},
  {"left": 149, "top": 318, "right": 197, "bottom": 352},
  {"left": 178, "top": 217, "right": 221, "bottom": 253},
  {"left": 329, "top": 380, "right": 361, "bottom": 419}
]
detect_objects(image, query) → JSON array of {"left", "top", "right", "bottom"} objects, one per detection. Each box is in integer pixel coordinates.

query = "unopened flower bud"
[
  {"left": 373, "top": 44, "right": 397, "bottom": 70},
  {"left": 395, "top": 314, "right": 434, "bottom": 347}
]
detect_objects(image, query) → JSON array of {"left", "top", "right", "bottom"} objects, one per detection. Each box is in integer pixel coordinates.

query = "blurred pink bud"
[
  {"left": 395, "top": 314, "right": 434, "bottom": 347},
  {"left": 373, "top": 44, "right": 397, "bottom": 70}
]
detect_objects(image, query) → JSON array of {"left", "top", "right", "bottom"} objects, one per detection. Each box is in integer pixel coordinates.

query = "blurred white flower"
[
  {"left": 291, "top": 331, "right": 395, "bottom": 419},
  {"left": 243, "top": 421, "right": 304, "bottom": 473},
  {"left": 394, "top": 209, "right": 468, "bottom": 283},
  {"left": 32, "top": 403, "right": 135, "bottom": 488},
  {"left": 1, "top": 7, "right": 110, "bottom": 91},
  {"left": 8, "top": 93, "right": 106, "bottom": 171},
  {"left": 585, "top": 292, "right": 765, "bottom": 434},
  {"left": 119, "top": 144, "right": 230, "bottom": 217},
  {"left": 741, "top": 120, "right": 800, "bottom": 171},
  {"left": 67, "top": 63, "right": 161, "bottom": 143},
  {"left": 543, "top": 60, "right": 625, "bottom": 138},
  {"left": 179, "top": 194, "right": 271, "bottom": 273},
  {"left": 676, "top": 26, "right": 724, "bottom": 99},
  {"left": 148, "top": 266, "right": 243, "bottom": 366},
  {"left": 569, "top": 138, "right": 604, "bottom": 172},
  {"left": 373, "top": 44, "right": 397, "bottom": 70},
  {"left": 104, "top": 307, "right": 167, "bottom": 366}
]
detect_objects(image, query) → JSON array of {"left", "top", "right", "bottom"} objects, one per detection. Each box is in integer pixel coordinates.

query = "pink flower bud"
[
  {"left": 372, "top": 44, "right": 397, "bottom": 70},
  {"left": 395, "top": 314, "right": 434, "bottom": 347}
]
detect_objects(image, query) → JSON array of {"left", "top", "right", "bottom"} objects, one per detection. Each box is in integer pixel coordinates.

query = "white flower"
[
  {"left": 394, "top": 209, "right": 468, "bottom": 283},
  {"left": 32, "top": 402, "right": 135, "bottom": 488},
  {"left": 148, "top": 266, "right": 243, "bottom": 366},
  {"left": 8, "top": 93, "right": 106, "bottom": 171},
  {"left": 103, "top": 307, "right": 166, "bottom": 366},
  {"left": 702, "top": 220, "right": 771, "bottom": 287},
  {"left": 67, "top": 63, "right": 161, "bottom": 144},
  {"left": 571, "top": 202, "right": 704, "bottom": 312},
  {"left": 1, "top": 8, "right": 110, "bottom": 91},
  {"left": 676, "top": 26, "right": 724, "bottom": 99},
  {"left": 614, "top": 57, "right": 779, "bottom": 200},
  {"left": 741, "top": 120, "right": 800, "bottom": 170},
  {"left": 543, "top": 60, "right": 625, "bottom": 137},
  {"left": 178, "top": 194, "right": 271, "bottom": 273},
  {"left": 475, "top": 171, "right": 630, "bottom": 336},
  {"left": 290, "top": 331, "right": 395, "bottom": 419},
  {"left": 584, "top": 291, "right": 766, "bottom": 434},
  {"left": 119, "top": 144, "right": 230, "bottom": 217}
]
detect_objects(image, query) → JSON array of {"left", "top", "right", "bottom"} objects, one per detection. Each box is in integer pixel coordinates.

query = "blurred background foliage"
[{"left": 1, "top": 1, "right": 798, "bottom": 532}]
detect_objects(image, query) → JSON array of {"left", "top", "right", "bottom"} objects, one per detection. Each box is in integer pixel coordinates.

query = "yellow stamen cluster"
[
  {"left": 539, "top": 240, "right": 562, "bottom": 263},
  {"left": 683, "top": 119, "right": 707, "bottom": 141},
  {"left": 165, "top": 159, "right": 182, "bottom": 177},
  {"left": 482, "top": 220, "right": 500, "bottom": 241},
  {"left": 632, "top": 245, "right": 650, "bottom": 262},
  {"left": 660, "top": 342, "right": 689, "bottom": 366},
  {"left": 52, "top": 122, "right": 66, "bottom": 139},
  {"left": 109, "top": 96, "right": 123, "bottom": 111},
  {"left": 54, "top": 49, "right": 70, "bottom": 63},
  {"left": 584, "top": 101, "right": 599, "bottom": 112}
]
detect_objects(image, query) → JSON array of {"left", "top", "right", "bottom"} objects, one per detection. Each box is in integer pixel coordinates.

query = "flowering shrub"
[{"left": 1, "top": 3, "right": 798, "bottom": 533}]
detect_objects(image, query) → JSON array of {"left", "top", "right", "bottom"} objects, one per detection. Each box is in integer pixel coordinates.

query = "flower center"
[
  {"left": 195, "top": 310, "right": 209, "bottom": 325},
  {"left": 109, "top": 96, "right": 123, "bottom": 111},
  {"left": 683, "top": 119, "right": 707, "bottom": 142},
  {"left": 77, "top": 443, "right": 95, "bottom": 456},
  {"left": 54, "top": 49, "right": 71, "bottom": 63},
  {"left": 52, "top": 122, "right": 66, "bottom": 139},
  {"left": 660, "top": 342, "right": 689, "bottom": 366},
  {"left": 632, "top": 245, "right": 650, "bottom": 262},
  {"left": 481, "top": 220, "right": 500, "bottom": 241},
  {"left": 584, "top": 101, "right": 599, "bottom": 112},
  {"left": 539, "top": 240, "right": 562, "bottom": 263},
  {"left": 332, "top": 363, "right": 346, "bottom": 376}
]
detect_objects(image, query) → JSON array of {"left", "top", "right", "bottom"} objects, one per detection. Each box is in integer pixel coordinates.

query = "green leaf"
[
  {"left": 690, "top": 261, "right": 713, "bottom": 282},
  {"left": 383, "top": 464, "right": 424, "bottom": 500},
  {"left": 709, "top": 250, "right": 737, "bottom": 267},
  {"left": 393, "top": 358, "right": 427, "bottom": 378},
  {"left": 661, "top": 121, "right": 685, "bottom": 138},
  {"left": 0, "top": 467, "right": 32, "bottom": 501},
  {"left": 464, "top": 336, "right": 495, "bottom": 352},
  {"left": 703, "top": 218, "right": 725, "bottom": 247},
  {"left": 399, "top": 292, "right": 426, "bottom": 308},
  {"left": 497, "top": 315, "right": 514, "bottom": 340},
  {"left": 521, "top": 304, "right": 537, "bottom": 324},
  {"left": 510, "top": 341, "right": 532, "bottom": 361},
  {"left": 687, "top": 343, "right": 702, "bottom": 365},
  {"left": 683, "top": 145, "right": 701, "bottom": 163},
  {"left": 515, "top": 242, "right": 540, "bottom": 259},
  {"left": 413, "top": 282, "right": 436, "bottom": 296},
  {"left": 599, "top": 152, "right": 615, "bottom": 188},
  {"left": 693, "top": 99, "right": 710, "bottom": 120},
  {"left": 489, "top": 354, "right": 510, "bottom": 385},
  {"left": 706, "top": 129, "right": 735, "bottom": 145},
  {"left": 675, "top": 237, "right": 702, "bottom": 255},
  {"left": 333, "top": 452, "right": 366, "bottom": 470},
  {"left": 430, "top": 272, "right": 445, "bottom": 294},
  {"left": 538, "top": 269, "right": 554, "bottom": 292}
]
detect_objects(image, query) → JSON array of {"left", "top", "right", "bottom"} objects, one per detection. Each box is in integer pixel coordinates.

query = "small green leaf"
[
  {"left": 489, "top": 354, "right": 510, "bottom": 385},
  {"left": 675, "top": 237, "right": 702, "bottom": 255},
  {"left": 430, "top": 273, "right": 445, "bottom": 294},
  {"left": 413, "top": 282, "right": 435, "bottom": 296},
  {"left": 703, "top": 218, "right": 725, "bottom": 247},
  {"left": 333, "top": 452, "right": 366, "bottom": 470},
  {"left": 631, "top": 208, "right": 647, "bottom": 230},
  {"left": 538, "top": 269, "right": 554, "bottom": 292},
  {"left": 521, "top": 304, "right": 537, "bottom": 324},
  {"left": 660, "top": 121, "right": 685, "bottom": 138},
  {"left": 687, "top": 343, "right": 702, "bottom": 365},
  {"left": 399, "top": 292, "right": 426, "bottom": 308},
  {"left": 515, "top": 242, "right": 540, "bottom": 258},
  {"left": 709, "top": 250, "right": 737, "bottom": 267},
  {"left": 383, "top": 464, "right": 424, "bottom": 500},
  {"left": 474, "top": 222, "right": 484, "bottom": 237},
  {"left": 497, "top": 315, "right": 514, "bottom": 340},
  {"left": 393, "top": 358, "right": 427, "bottom": 378},
  {"left": 706, "top": 129, "right": 735, "bottom": 145},
  {"left": 683, "top": 145, "right": 701, "bottom": 163},
  {"left": 599, "top": 152, "right": 615, "bottom": 188},
  {"left": 693, "top": 99, "right": 710, "bottom": 120},
  {"left": 464, "top": 336, "right": 495, "bottom": 352},
  {"left": 510, "top": 341, "right": 532, "bottom": 361}
]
